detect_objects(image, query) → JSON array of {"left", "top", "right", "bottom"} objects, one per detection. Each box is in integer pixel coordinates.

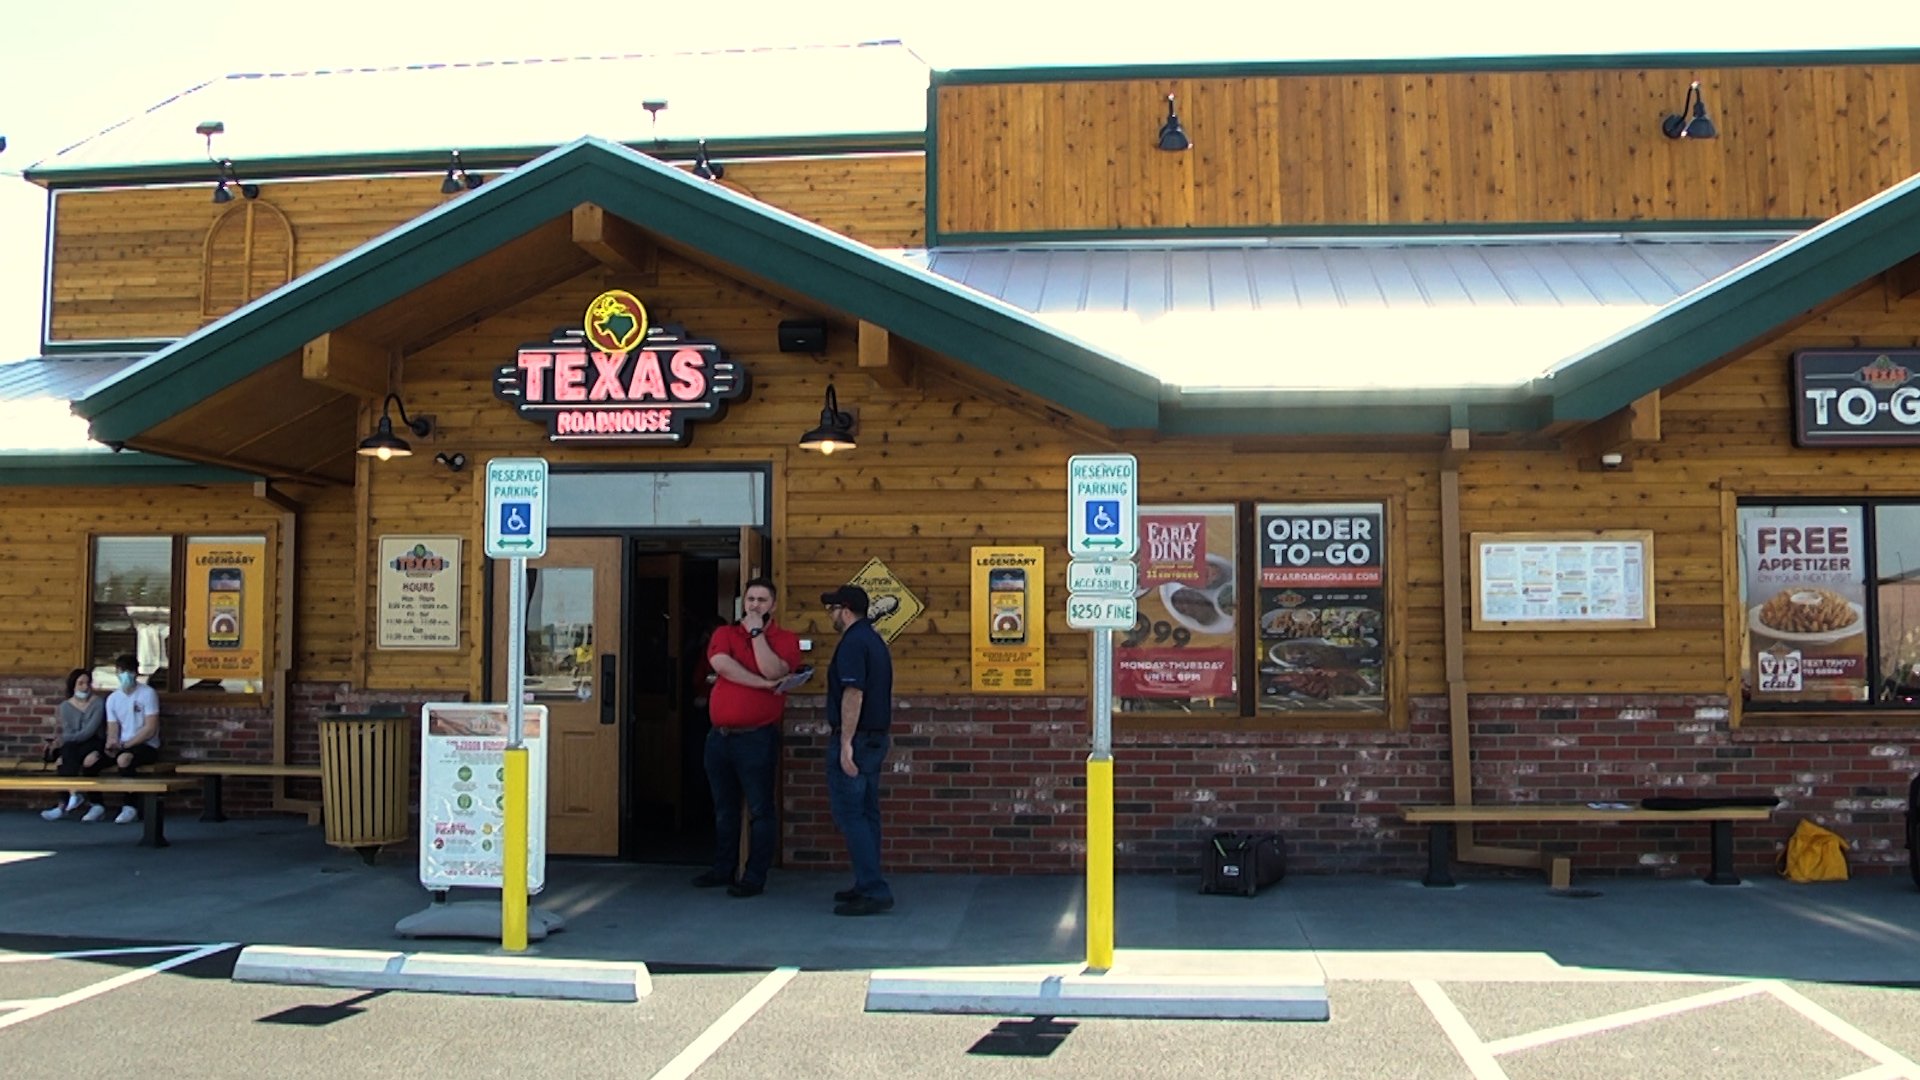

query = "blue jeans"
[
  {"left": 705, "top": 724, "right": 781, "bottom": 887},
  {"left": 826, "top": 731, "right": 891, "bottom": 901}
]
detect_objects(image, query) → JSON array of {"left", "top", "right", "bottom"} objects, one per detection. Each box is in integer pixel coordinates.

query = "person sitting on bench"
[
  {"left": 40, "top": 667, "right": 106, "bottom": 821},
  {"left": 82, "top": 654, "right": 162, "bottom": 825}
]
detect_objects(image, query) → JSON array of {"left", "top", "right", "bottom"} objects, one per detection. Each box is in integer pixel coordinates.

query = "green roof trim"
[
  {"left": 933, "top": 49, "right": 1920, "bottom": 86},
  {"left": 1538, "top": 169, "right": 1920, "bottom": 422},
  {"left": 0, "top": 451, "right": 259, "bottom": 486},
  {"left": 934, "top": 221, "right": 1815, "bottom": 245},
  {"left": 924, "top": 81, "right": 942, "bottom": 247},
  {"left": 76, "top": 136, "right": 1163, "bottom": 442},
  {"left": 28, "top": 133, "right": 927, "bottom": 190}
]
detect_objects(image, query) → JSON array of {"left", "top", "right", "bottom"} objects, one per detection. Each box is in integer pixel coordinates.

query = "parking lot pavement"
[{"left": 3, "top": 934, "right": 1918, "bottom": 1080}]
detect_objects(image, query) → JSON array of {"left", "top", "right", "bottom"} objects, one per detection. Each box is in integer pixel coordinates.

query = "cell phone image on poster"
[
  {"left": 988, "top": 568, "right": 1027, "bottom": 644},
  {"left": 208, "top": 567, "right": 243, "bottom": 648}
]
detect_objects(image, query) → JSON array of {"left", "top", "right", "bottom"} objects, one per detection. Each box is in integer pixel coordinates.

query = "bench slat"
[
  {"left": 1405, "top": 805, "right": 1774, "bottom": 823},
  {"left": 0, "top": 777, "right": 197, "bottom": 793},
  {"left": 174, "top": 764, "right": 322, "bottom": 778}
]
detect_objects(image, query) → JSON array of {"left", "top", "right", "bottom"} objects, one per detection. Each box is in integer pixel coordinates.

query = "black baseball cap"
[{"left": 820, "top": 585, "right": 870, "bottom": 613}]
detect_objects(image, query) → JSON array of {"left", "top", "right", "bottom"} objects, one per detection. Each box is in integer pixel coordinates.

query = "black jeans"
[
  {"left": 704, "top": 724, "right": 781, "bottom": 887},
  {"left": 57, "top": 736, "right": 104, "bottom": 778}
]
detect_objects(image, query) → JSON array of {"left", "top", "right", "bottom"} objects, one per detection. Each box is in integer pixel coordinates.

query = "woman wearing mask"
[
  {"left": 39, "top": 668, "right": 106, "bottom": 820},
  {"left": 82, "top": 653, "right": 162, "bottom": 824}
]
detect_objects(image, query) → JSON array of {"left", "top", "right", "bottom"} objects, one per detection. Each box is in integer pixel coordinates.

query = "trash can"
[{"left": 319, "top": 714, "right": 411, "bottom": 864}]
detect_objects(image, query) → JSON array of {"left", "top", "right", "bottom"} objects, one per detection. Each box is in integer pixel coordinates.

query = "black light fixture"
[
  {"left": 440, "top": 150, "right": 482, "bottom": 194},
  {"left": 1661, "top": 81, "right": 1718, "bottom": 140},
  {"left": 643, "top": 99, "right": 668, "bottom": 146},
  {"left": 1157, "top": 94, "right": 1191, "bottom": 153},
  {"left": 357, "top": 392, "right": 434, "bottom": 461},
  {"left": 797, "top": 384, "right": 857, "bottom": 455},
  {"left": 692, "top": 139, "right": 725, "bottom": 181},
  {"left": 433, "top": 451, "right": 467, "bottom": 473},
  {"left": 211, "top": 159, "right": 259, "bottom": 204}
]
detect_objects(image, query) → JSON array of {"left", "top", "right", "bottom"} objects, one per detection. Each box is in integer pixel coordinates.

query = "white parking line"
[
  {"left": 649, "top": 967, "right": 799, "bottom": 1080},
  {"left": 1483, "top": 982, "right": 1768, "bottom": 1055},
  {"left": 0, "top": 942, "right": 237, "bottom": 1031},
  {"left": 0, "top": 944, "right": 218, "bottom": 965},
  {"left": 1766, "top": 982, "right": 1920, "bottom": 1077},
  {"left": 1412, "top": 979, "right": 1510, "bottom": 1080}
]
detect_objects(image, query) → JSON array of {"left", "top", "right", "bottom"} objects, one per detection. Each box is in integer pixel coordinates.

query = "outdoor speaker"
[{"left": 778, "top": 320, "right": 827, "bottom": 353}]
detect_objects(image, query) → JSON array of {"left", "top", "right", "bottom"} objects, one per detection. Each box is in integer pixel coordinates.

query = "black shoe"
[
  {"left": 833, "top": 887, "right": 861, "bottom": 903},
  {"left": 833, "top": 895, "right": 894, "bottom": 917},
  {"left": 727, "top": 882, "right": 764, "bottom": 898},
  {"left": 690, "top": 870, "right": 732, "bottom": 888}
]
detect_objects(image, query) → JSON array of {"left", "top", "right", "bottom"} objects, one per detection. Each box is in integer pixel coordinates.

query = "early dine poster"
[
  {"left": 182, "top": 536, "right": 267, "bottom": 683},
  {"left": 418, "top": 704, "right": 549, "bottom": 892},
  {"left": 1742, "top": 516, "right": 1868, "bottom": 702},
  {"left": 1256, "top": 503, "right": 1386, "bottom": 713},
  {"left": 1115, "top": 506, "right": 1237, "bottom": 713},
  {"left": 969, "top": 546, "right": 1046, "bottom": 692},
  {"left": 377, "top": 536, "right": 462, "bottom": 649}
]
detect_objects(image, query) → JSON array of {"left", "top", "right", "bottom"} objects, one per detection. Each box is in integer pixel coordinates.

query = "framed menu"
[{"left": 1471, "top": 531, "right": 1655, "bottom": 631}]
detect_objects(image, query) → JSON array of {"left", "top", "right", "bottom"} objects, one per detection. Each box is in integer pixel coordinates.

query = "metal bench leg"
[
  {"left": 1423, "top": 823, "right": 1457, "bottom": 887},
  {"left": 1705, "top": 820, "right": 1739, "bottom": 885},
  {"left": 139, "top": 794, "right": 169, "bottom": 849},
  {"left": 199, "top": 776, "right": 227, "bottom": 822}
]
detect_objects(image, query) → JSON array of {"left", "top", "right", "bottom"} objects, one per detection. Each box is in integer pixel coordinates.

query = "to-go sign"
[{"left": 1258, "top": 503, "right": 1384, "bottom": 588}]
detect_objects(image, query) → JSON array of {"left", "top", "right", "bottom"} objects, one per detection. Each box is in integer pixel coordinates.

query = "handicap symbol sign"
[
  {"left": 1084, "top": 500, "right": 1121, "bottom": 536},
  {"left": 499, "top": 502, "right": 532, "bottom": 536}
]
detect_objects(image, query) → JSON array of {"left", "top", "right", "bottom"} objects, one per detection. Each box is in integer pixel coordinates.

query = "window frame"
[{"left": 85, "top": 531, "right": 273, "bottom": 706}]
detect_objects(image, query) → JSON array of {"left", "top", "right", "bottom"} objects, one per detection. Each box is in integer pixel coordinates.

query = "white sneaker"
[
  {"left": 113, "top": 806, "right": 139, "bottom": 825},
  {"left": 40, "top": 804, "right": 64, "bottom": 821},
  {"left": 64, "top": 793, "right": 83, "bottom": 811},
  {"left": 81, "top": 804, "right": 106, "bottom": 822}
]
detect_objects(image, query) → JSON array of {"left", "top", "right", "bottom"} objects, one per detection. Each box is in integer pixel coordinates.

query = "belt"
[{"left": 713, "top": 724, "right": 776, "bottom": 736}]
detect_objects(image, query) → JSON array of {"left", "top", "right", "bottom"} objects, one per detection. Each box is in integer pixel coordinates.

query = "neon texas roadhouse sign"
[{"left": 493, "top": 289, "right": 747, "bottom": 444}]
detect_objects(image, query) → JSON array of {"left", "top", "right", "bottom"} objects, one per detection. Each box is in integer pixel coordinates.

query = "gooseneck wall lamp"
[
  {"left": 357, "top": 392, "right": 435, "bottom": 461},
  {"left": 1661, "top": 81, "right": 1718, "bottom": 140},
  {"left": 797, "top": 384, "right": 857, "bottom": 455},
  {"left": 1157, "top": 94, "right": 1191, "bottom": 152},
  {"left": 211, "top": 159, "right": 259, "bottom": 204}
]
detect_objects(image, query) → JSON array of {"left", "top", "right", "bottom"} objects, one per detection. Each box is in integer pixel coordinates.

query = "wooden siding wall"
[
  {"left": 935, "top": 64, "right": 1920, "bottom": 235},
  {"left": 45, "top": 154, "right": 925, "bottom": 343}
]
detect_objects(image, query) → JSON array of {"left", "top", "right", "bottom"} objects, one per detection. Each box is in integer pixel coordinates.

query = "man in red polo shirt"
[{"left": 693, "top": 577, "right": 804, "bottom": 897}]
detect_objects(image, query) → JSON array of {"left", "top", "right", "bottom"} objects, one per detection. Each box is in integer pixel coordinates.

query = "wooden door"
[
  {"left": 492, "top": 537, "right": 622, "bottom": 856},
  {"left": 629, "top": 554, "right": 685, "bottom": 832}
]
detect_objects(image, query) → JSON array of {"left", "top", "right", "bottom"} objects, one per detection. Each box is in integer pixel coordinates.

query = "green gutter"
[
  {"left": 933, "top": 48, "right": 1920, "bottom": 86},
  {"left": 933, "top": 221, "right": 1813, "bottom": 245},
  {"left": 924, "top": 81, "right": 941, "bottom": 247},
  {"left": 0, "top": 451, "right": 259, "bottom": 486},
  {"left": 26, "top": 132, "right": 926, "bottom": 190},
  {"left": 1541, "top": 169, "right": 1920, "bottom": 422}
]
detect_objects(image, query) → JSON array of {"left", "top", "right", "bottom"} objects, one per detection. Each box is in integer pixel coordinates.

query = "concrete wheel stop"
[{"left": 866, "top": 948, "right": 1327, "bottom": 1021}]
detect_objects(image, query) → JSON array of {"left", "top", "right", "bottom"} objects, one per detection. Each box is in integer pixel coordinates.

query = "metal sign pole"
[
  {"left": 1087, "top": 627, "right": 1115, "bottom": 972},
  {"left": 502, "top": 555, "right": 529, "bottom": 951}
]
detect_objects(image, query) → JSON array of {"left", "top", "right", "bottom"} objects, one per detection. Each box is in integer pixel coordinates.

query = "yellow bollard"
[
  {"left": 502, "top": 746, "right": 529, "bottom": 952},
  {"left": 1086, "top": 755, "right": 1114, "bottom": 972}
]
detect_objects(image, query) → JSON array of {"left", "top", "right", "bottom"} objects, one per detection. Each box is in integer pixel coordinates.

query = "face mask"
[
  {"left": 118, "top": 673, "right": 135, "bottom": 692},
  {"left": 74, "top": 690, "right": 91, "bottom": 701}
]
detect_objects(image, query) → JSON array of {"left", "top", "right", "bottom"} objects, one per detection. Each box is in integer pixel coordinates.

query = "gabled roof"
[
  {"left": 76, "top": 136, "right": 1165, "bottom": 444},
  {"left": 30, "top": 42, "right": 929, "bottom": 187}
]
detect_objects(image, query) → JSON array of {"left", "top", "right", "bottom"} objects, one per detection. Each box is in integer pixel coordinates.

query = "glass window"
[
  {"left": 90, "top": 537, "right": 174, "bottom": 688},
  {"left": 1874, "top": 505, "right": 1920, "bottom": 704},
  {"left": 89, "top": 535, "right": 264, "bottom": 696},
  {"left": 1736, "top": 502, "right": 1899, "bottom": 709},
  {"left": 1255, "top": 502, "right": 1387, "bottom": 715},
  {"left": 523, "top": 567, "right": 595, "bottom": 702},
  {"left": 1114, "top": 505, "right": 1239, "bottom": 716}
]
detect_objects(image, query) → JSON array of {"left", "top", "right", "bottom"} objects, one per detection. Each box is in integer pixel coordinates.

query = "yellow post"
[
  {"left": 1086, "top": 754, "right": 1114, "bottom": 971},
  {"left": 502, "top": 746, "right": 529, "bottom": 952}
]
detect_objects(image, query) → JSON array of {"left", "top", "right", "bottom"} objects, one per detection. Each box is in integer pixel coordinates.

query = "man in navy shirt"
[{"left": 820, "top": 584, "right": 894, "bottom": 915}]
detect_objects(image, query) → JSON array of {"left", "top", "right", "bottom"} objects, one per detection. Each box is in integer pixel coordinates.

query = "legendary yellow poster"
[
  {"left": 183, "top": 536, "right": 268, "bottom": 682},
  {"left": 969, "top": 546, "right": 1046, "bottom": 692}
]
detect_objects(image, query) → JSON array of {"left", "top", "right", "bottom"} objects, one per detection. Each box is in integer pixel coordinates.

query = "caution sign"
[{"left": 847, "top": 557, "right": 924, "bottom": 643}]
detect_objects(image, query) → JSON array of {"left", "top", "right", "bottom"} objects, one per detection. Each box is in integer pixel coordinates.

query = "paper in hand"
[{"left": 773, "top": 665, "right": 815, "bottom": 694}]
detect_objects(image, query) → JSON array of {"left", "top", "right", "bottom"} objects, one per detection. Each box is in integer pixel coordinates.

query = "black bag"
[{"left": 1199, "top": 832, "right": 1285, "bottom": 897}]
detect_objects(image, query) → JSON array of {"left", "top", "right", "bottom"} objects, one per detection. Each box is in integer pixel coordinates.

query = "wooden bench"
[
  {"left": 1405, "top": 804, "right": 1777, "bottom": 888},
  {"left": 1, "top": 776, "right": 199, "bottom": 848},
  {"left": 4, "top": 756, "right": 176, "bottom": 775},
  {"left": 173, "top": 763, "right": 323, "bottom": 823}
]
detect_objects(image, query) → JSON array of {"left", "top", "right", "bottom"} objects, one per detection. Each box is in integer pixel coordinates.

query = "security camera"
[
  {"left": 1600, "top": 452, "right": 1624, "bottom": 469},
  {"left": 106, "top": 441, "right": 126, "bottom": 453}
]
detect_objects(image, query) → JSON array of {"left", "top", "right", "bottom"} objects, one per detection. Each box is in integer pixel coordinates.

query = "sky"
[{"left": 3, "top": 0, "right": 1918, "bottom": 364}]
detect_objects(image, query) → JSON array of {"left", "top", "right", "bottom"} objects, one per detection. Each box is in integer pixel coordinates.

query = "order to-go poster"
[
  {"left": 969, "top": 546, "right": 1046, "bottom": 692},
  {"left": 1255, "top": 503, "right": 1386, "bottom": 713},
  {"left": 182, "top": 536, "right": 268, "bottom": 683},
  {"left": 1115, "top": 505, "right": 1237, "bottom": 713},
  {"left": 377, "top": 536, "right": 462, "bottom": 649},
  {"left": 419, "top": 703, "right": 549, "bottom": 892},
  {"left": 1742, "top": 516, "right": 1868, "bottom": 702}
]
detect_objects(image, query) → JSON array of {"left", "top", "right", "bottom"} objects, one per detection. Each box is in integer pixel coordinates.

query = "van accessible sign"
[
  {"left": 1794, "top": 349, "right": 1920, "bottom": 447},
  {"left": 494, "top": 289, "right": 747, "bottom": 445}
]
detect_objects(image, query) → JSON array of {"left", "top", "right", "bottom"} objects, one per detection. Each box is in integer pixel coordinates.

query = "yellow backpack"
[{"left": 1779, "top": 819, "right": 1850, "bottom": 883}]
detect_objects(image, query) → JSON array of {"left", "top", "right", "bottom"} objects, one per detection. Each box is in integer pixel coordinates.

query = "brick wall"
[{"left": 777, "top": 693, "right": 1918, "bottom": 879}]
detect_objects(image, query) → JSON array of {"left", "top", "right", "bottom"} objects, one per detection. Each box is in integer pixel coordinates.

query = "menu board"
[
  {"left": 1471, "top": 531, "right": 1654, "bottom": 630},
  {"left": 1114, "top": 505, "right": 1237, "bottom": 714},
  {"left": 1256, "top": 503, "right": 1386, "bottom": 714},
  {"left": 418, "top": 703, "right": 548, "bottom": 893}
]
